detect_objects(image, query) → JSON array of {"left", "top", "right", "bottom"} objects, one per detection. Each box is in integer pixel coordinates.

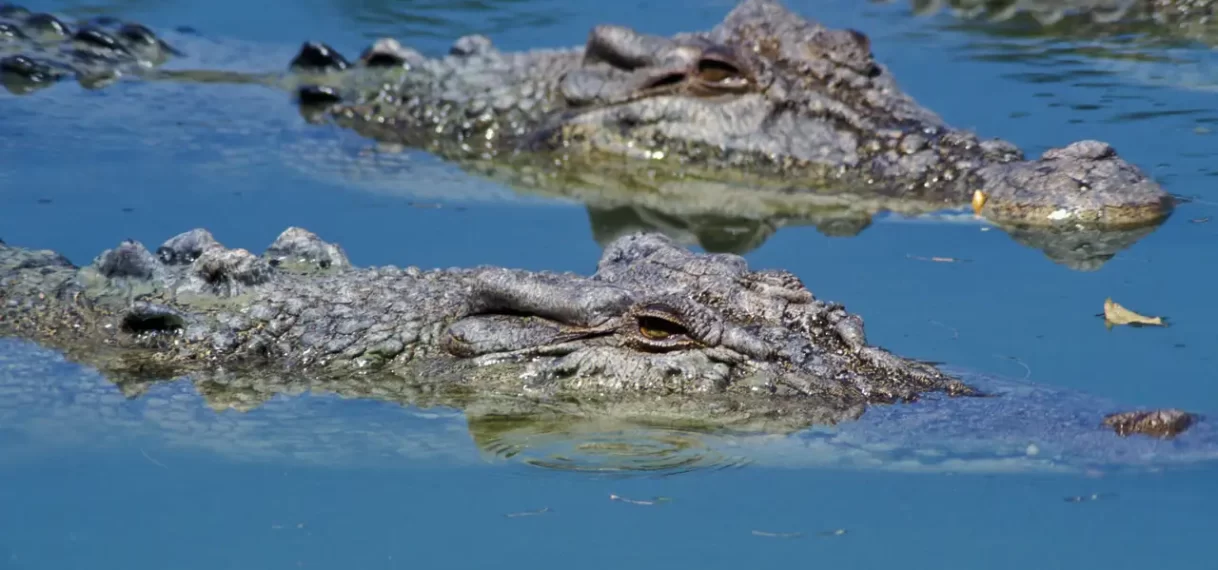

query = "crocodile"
[
  {"left": 0, "top": 0, "right": 1176, "bottom": 232},
  {"left": 0, "top": 226, "right": 1200, "bottom": 445}
]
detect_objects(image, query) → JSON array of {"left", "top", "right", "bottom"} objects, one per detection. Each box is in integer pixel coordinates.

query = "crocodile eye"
[
  {"left": 628, "top": 304, "right": 700, "bottom": 351},
  {"left": 696, "top": 59, "right": 741, "bottom": 84},
  {"left": 638, "top": 315, "right": 687, "bottom": 340},
  {"left": 694, "top": 49, "right": 751, "bottom": 92}
]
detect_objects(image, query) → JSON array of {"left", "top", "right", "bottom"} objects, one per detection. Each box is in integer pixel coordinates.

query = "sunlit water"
[{"left": 3, "top": 0, "right": 1218, "bottom": 568}]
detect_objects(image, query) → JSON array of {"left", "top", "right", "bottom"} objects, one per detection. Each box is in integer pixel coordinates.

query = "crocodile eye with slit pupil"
[
  {"left": 637, "top": 315, "right": 687, "bottom": 340},
  {"left": 696, "top": 59, "right": 740, "bottom": 84},
  {"left": 640, "top": 325, "right": 670, "bottom": 340}
]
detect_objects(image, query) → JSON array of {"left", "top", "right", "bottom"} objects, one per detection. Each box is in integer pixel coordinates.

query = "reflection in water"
[
  {"left": 35, "top": 0, "right": 160, "bottom": 18},
  {"left": 873, "top": 0, "right": 1218, "bottom": 93},
  {"left": 587, "top": 206, "right": 782, "bottom": 255},
  {"left": 333, "top": 0, "right": 568, "bottom": 43},
  {"left": 284, "top": 137, "right": 1169, "bottom": 266},
  {"left": 2, "top": 339, "right": 1216, "bottom": 476},
  {"left": 997, "top": 220, "right": 1163, "bottom": 270},
  {"left": 876, "top": 0, "right": 1218, "bottom": 43},
  {"left": 470, "top": 414, "right": 751, "bottom": 474},
  {"left": 281, "top": 138, "right": 1165, "bottom": 268}
]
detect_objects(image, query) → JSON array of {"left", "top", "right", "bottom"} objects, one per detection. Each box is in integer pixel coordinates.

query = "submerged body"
[
  {"left": 0, "top": 226, "right": 1198, "bottom": 446},
  {"left": 0, "top": 0, "right": 1176, "bottom": 231}
]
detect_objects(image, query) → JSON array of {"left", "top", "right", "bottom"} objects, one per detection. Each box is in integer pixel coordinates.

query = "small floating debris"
[
  {"left": 1102, "top": 298, "right": 1167, "bottom": 328},
  {"left": 752, "top": 530, "right": 803, "bottom": 539},
  {"left": 504, "top": 507, "right": 551, "bottom": 518},
  {"left": 994, "top": 354, "right": 1032, "bottom": 380},
  {"left": 1064, "top": 492, "right": 1116, "bottom": 503},
  {"left": 1190, "top": 217, "right": 1211, "bottom": 224},
  {"left": 140, "top": 448, "right": 168, "bottom": 469},
  {"left": 906, "top": 255, "right": 970, "bottom": 264},
  {"left": 751, "top": 528, "right": 846, "bottom": 539},
  {"left": 609, "top": 494, "right": 672, "bottom": 506}
]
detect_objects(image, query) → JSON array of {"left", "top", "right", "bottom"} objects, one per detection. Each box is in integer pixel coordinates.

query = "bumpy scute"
[{"left": 0, "top": 4, "right": 179, "bottom": 94}]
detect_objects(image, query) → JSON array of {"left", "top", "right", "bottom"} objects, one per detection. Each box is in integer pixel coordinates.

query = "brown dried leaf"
[{"left": 1103, "top": 298, "right": 1166, "bottom": 327}]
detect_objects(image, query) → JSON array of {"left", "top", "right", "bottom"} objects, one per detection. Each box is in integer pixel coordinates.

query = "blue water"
[{"left": 3, "top": 0, "right": 1218, "bottom": 568}]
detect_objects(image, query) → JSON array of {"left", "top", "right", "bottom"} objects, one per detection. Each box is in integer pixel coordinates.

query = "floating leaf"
[
  {"left": 971, "top": 189, "right": 988, "bottom": 214},
  {"left": 1103, "top": 298, "right": 1166, "bottom": 327}
]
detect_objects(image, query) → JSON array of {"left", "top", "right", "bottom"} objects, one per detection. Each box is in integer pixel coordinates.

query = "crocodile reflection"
[
  {"left": 586, "top": 202, "right": 1161, "bottom": 270},
  {"left": 283, "top": 130, "right": 1166, "bottom": 269},
  {"left": 874, "top": 0, "right": 1218, "bottom": 44},
  {"left": 2, "top": 339, "right": 1215, "bottom": 475}
]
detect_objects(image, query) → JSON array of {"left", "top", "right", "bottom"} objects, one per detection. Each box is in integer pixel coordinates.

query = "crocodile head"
[
  {"left": 529, "top": 0, "right": 949, "bottom": 173},
  {"left": 299, "top": 0, "right": 975, "bottom": 187},
  {"left": 0, "top": 225, "right": 973, "bottom": 431},
  {"left": 425, "top": 232, "right": 974, "bottom": 427},
  {"left": 293, "top": 0, "right": 1170, "bottom": 228}
]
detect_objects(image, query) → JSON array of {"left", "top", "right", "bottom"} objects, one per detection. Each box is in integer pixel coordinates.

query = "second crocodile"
[
  {"left": 0, "top": 0, "right": 1176, "bottom": 230},
  {"left": 281, "top": 0, "right": 1175, "bottom": 230}
]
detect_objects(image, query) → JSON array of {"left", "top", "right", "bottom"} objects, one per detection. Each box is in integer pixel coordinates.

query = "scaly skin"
[
  {"left": 0, "top": 226, "right": 1198, "bottom": 439},
  {"left": 0, "top": 1, "right": 1176, "bottom": 230},
  {"left": 284, "top": 0, "right": 1175, "bottom": 229},
  {"left": 0, "top": 4, "right": 179, "bottom": 94}
]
